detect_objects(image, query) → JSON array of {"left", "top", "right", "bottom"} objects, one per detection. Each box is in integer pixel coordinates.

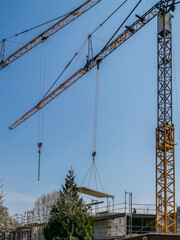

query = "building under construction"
[{"left": 2, "top": 190, "right": 180, "bottom": 240}]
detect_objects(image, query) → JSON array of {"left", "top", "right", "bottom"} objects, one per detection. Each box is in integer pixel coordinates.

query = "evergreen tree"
[{"left": 44, "top": 168, "right": 93, "bottom": 240}]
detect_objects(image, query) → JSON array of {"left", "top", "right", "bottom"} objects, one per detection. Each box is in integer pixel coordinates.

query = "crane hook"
[
  {"left": 92, "top": 151, "right": 96, "bottom": 162},
  {"left": 38, "top": 142, "right": 43, "bottom": 181}
]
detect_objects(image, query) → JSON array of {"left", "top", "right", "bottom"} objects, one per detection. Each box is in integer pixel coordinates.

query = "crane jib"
[
  {"left": 9, "top": 0, "right": 175, "bottom": 130},
  {"left": 0, "top": 0, "right": 102, "bottom": 70}
]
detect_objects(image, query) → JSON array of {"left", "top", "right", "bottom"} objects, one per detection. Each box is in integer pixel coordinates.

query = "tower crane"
[
  {"left": 8, "top": 0, "right": 179, "bottom": 234},
  {"left": 0, "top": 0, "right": 102, "bottom": 70}
]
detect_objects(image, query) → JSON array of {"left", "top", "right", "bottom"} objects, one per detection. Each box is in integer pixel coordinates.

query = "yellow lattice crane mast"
[
  {"left": 0, "top": 0, "right": 102, "bottom": 70},
  {"left": 8, "top": 0, "right": 179, "bottom": 234},
  {"left": 156, "top": 9, "right": 176, "bottom": 233}
]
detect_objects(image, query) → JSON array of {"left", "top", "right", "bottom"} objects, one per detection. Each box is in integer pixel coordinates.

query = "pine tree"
[{"left": 44, "top": 168, "right": 93, "bottom": 240}]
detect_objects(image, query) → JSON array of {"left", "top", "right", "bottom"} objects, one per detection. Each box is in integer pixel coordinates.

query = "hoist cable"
[
  {"left": 38, "top": 44, "right": 43, "bottom": 143},
  {"left": 37, "top": 43, "right": 47, "bottom": 181},
  {"left": 2, "top": 13, "right": 69, "bottom": 41},
  {"left": 97, "top": 0, "right": 142, "bottom": 56},
  {"left": 37, "top": 45, "right": 43, "bottom": 182},
  {"left": 81, "top": 63, "right": 103, "bottom": 190},
  {"left": 38, "top": 150, "right": 41, "bottom": 181},
  {"left": 93, "top": 64, "right": 100, "bottom": 153},
  {"left": 41, "top": 42, "right": 47, "bottom": 142}
]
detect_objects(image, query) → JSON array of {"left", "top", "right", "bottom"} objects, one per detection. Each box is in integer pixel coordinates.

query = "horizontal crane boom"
[
  {"left": 0, "top": 0, "right": 102, "bottom": 71},
  {"left": 9, "top": 0, "right": 163, "bottom": 130}
]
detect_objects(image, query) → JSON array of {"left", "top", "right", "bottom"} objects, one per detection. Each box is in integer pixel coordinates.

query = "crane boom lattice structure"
[
  {"left": 156, "top": 10, "right": 176, "bottom": 233},
  {"left": 0, "top": 0, "right": 102, "bottom": 70}
]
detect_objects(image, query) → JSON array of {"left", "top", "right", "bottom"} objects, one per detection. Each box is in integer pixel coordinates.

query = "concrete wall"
[
  {"left": 94, "top": 219, "right": 109, "bottom": 239},
  {"left": 110, "top": 217, "right": 126, "bottom": 236}
]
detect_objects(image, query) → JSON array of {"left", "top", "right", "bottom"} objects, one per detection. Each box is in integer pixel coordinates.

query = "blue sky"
[{"left": 0, "top": 0, "right": 180, "bottom": 215}]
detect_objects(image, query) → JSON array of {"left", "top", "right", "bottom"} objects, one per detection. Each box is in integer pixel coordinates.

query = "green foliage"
[{"left": 44, "top": 168, "right": 93, "bottom": 240}]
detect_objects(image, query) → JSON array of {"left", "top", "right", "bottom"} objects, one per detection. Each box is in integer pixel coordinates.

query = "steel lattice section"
[
  {"left": 156, "top": 124, "right": 175, "bottom": 233},
  {"left": 157, "top": 32, "right": 172, "bottom": 126}
]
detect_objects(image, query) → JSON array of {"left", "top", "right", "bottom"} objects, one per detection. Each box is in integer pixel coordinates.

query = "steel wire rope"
[
  {"left": 85, "top": 64, "right": 100, "bottom": 190},
  {"left": 37, "top": 44, "right": 43, "bottom": 182},
  {"left": 94, "top": 0, "right": 143, "bottom": 60},
  {"left": 94, "top": 163, "right": 105, "bottom": 192},
  {"left": 0, "top": 43, "right": 3, "bottom": 61},
  {"left": 37, "top": 42, "right": 47, "bottom": 181},
  {"left": 0, "top": 41, "right": 5, "bottom": 61},
  {"left": 41, "top": 42, "right": 47, "bottom": 142},
  {"left": 80, "top": 65, "right": 103, "bottom": 190},
  {"left": 81, "top": 162, "right": 94, "bottom": 187},
  {"left": 88, "top": 164, "right": 94, "bottom": 187},
  {"left": 66, "top": 39, "right": 88, "bottom": 78},
  {"left": 41, "top": 38, "right": 88, "bottom": 100},
  {"left": 94, "top": 163, "right": 98, "bottom": 190},
  {"left": 6, "top": 39, "right": 27, "bottom": 45},
  {"left": 92, "top": 64, "right": 100, "bottom": 154},
  {"left": 92, "top": 35, "right": 107, "bottom": 43},
  {"left": 91, "top": 0, "right": 128, "bottom": 36},
  {"left": 81, "top": 159, "right": 100, "bottom": 189},
  {"left": 38, "top": 44, "right": 43, "bottom": 143},
  {"left": 2, "top": 13, "right": 69, "bottom": 41}
]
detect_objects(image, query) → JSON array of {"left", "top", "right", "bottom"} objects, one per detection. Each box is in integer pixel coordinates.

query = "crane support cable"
[
  {"left": 91, "top": 0, "right": 128, "bottom": 36},
  {"left": 93, "top": 0, "right": 142, "bottom": 63},
  {"left": 9, "top": 0, "right": 164, "bottom": 130},
  {"left": 85, "top": 0, "right": 162, "bottom": 71},
  {"left": 0, "top": 41, "right": 5, "bottom": 62},
  {"left": 3, "top": 13, "right": 69, "bottom": 41},
  {"left": 0, "top": 0, "right": 102, "bottom": 71},
  {"left": 42, "top": 38, "right": 88, "bottom": 100}
]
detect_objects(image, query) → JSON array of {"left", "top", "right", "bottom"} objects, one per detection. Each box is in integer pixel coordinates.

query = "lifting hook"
[
  {"left": 38, "top": 142, "right": 43, "bottom": 181},
  {"left": 92, "top": 151, "right": 96, "bottom": 162}
]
